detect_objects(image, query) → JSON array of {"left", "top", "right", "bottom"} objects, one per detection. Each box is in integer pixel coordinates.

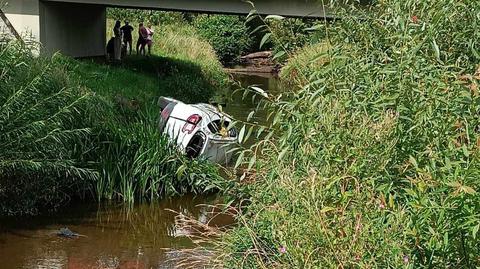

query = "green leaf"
[
  {"left": 320, "top": 207, "right": 335, "bottom": 213},
  {"left": 248, "top": 155, "right": 256, "bottom": 170},
  {"left": 273, "top": 50, "right": 286, "bottom": 60},
  {"left": 245, "top": 126, "right": 254, "bottom": 142},
  {"left": 247, "top": 111, "right": 255, "bottom": 121},
  {"left": 278, "top": 147, "right": 289, "bottom": 161},
  {"left": 250, "top": 86, "right": 268, "bottom": 98},
  {"left": 462, "top": 144, "right": 470, "bottom": 157},
  {"left": 305, "top": 24, "right": 322, "bottom": 31},
  {"left": 473, "top": 224, "right": 479, "bottom": 239},
  {"left": 432, "top": 38, "right": 440, "bottom": 61},
  {"left": 235, "top": 151, "right": 244, "bottom": 169},
  {"left": 244, "top": 1, "right": 255, "bottom": 8},
  {"left": 260, "top": 33, "right": 272, "bottom": 49},
  {"left": 250, "top": 25, "right": 266, "bottom": 35},
  {"left": 238, "top": 125, "right": 246, "bottom": 144},
  {"left": 256, "top": 126, "right": 265, "bottom": 138},
  {"left": 176, "top": 164, "right": 187, "bottom": 180}
]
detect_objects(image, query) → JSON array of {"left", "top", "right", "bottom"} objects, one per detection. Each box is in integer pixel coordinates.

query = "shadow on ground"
[{"left": 87, "top": 55, "right": 219, "bottom": 105}]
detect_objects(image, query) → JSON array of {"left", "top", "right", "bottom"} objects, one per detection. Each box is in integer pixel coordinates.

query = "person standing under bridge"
[
  {"left": 113, "top": 20, "right": 122, "bottom": 61},
  {"left": 136, "top": 23, "right": 148, "bottom": 56},
  {"left": 121, "top": 21, "right": 134, "bottom": 55},
  {"left": 145, "top": 24, "right": 154, "bottom": 56}
]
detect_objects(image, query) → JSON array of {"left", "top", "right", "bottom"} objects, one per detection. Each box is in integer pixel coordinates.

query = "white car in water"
[{"left": 157, "top": 97, "right": 238, "bottom": 164}]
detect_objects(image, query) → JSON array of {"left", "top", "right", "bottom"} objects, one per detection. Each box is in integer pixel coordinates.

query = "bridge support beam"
[{"left": 39, "top": 1, "right": 106, "bottom": 57}]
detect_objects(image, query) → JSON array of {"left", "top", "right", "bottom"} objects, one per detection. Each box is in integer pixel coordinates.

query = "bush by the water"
[
  {"left": 218, "top": 0, "right": 480, "bottom": 268},
  {"left": 193, "top": 15, "right": 252, "bottom": 63}
]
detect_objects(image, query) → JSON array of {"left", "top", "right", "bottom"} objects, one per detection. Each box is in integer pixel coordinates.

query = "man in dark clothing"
[
  {"left": 106, "top": 37, "right": 115, "bottom": 61},
  {"left": 120, "top": 21, "right": 134, "bottom": 55}
]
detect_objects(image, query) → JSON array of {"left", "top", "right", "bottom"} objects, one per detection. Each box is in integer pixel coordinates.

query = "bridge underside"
[
  {"left": 43, "top": 0, "right": 328, "bottom": 18},
  {"left": 5, "top": 0, "right": 327, "bottom": 57}
]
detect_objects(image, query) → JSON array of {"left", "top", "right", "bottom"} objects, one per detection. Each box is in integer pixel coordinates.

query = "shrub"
[
  {"left": 0, "top": 42, "right": 99, "bottom": 215},
  {"left": 193, "top": 15, "right": 252, "bottom": 63},
  {"left": 221, "top": 0, "right": 480, "bottom": 267}
]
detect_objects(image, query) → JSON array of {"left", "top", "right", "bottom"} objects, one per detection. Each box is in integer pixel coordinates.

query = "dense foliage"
[
  {"left": 193, "top": 15, "right": 252, "bottom": 63},
  {"left": 267, "top": 18, "right": 314, "bottom": 59},
  {"left": 0, "top": 23, "right": 230, "bottom": 216},
  {"left": 221, "top": 0, "right": 480, "bottom": 267},
  {"left": 107, "top": 8, "right": 184, "bottom": 26}
]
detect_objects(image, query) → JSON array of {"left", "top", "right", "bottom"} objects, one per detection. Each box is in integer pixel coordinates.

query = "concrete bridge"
[{"left": 3, "top": 0, "right": 328, "bottom": 58}]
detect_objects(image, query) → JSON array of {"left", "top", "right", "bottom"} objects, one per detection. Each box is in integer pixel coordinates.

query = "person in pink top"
[
  {"left": 145, "top": 25, "right": 154, "bottom": 56},
  {"left": 136, "top": 23, "right": 148, "bottom": 56}
]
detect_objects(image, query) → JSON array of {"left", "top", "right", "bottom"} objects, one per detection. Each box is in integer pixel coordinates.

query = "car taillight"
[{"left": 182, "top": 114, "right": 202, "bottom": 134}]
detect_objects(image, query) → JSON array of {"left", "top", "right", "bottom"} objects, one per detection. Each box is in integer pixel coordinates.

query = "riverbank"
[
  {"left": 224, "top": 51, "right": 281, "bottom": 75},
  {"left": 0, "top": 23, "right": 231, "bottom": 216}
]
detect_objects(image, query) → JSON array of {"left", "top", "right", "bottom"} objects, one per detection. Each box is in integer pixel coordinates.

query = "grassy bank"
[
  {"left": 213, "top": 0, "right": 480, "bottom": 268},
  {"left": 0, "top": 23, "right": 231, "bottom": 216}
]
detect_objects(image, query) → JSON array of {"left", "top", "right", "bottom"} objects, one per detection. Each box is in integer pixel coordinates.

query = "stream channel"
[{"left": 0, "top": 71, "right": 281, "bottom": 269}]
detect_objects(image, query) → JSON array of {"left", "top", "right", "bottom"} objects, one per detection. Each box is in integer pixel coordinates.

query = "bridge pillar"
[{"left": 39, "top": 1, "right": 106, "bottom": 57}]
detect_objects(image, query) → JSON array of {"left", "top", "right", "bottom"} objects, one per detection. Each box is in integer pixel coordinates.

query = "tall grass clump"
[
  {"left": 154, "top": 24, "right": 228, "bottom": 93},
  {"left": 0, "top": 41, "right": 100, "bottom": 215},
  {"left": 219, "top": 0, "right": 480, "bottom": 267},
  {"left": 94, "top": 111, "right": 229, "bottom": 203}
]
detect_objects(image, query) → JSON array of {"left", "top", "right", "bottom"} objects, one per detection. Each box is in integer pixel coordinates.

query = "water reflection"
[
  {"left": 0, "top": 194, "right": 232, "bottom": 269},
  {"left": 225, "top": 72, "right": 282, "bottom": 126}
]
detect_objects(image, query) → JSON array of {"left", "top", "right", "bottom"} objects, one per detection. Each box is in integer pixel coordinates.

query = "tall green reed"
[
  {"left": 0, "top": 41, "right": 99, "bottom": 215},
  {"left": 93, "top": 110, "right": 228, "bottom": 203}
]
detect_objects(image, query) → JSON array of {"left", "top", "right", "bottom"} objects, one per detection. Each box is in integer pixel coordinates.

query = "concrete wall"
[
  {"left": 3, "top": 0, "right": 40, "bottom": 41},
  {"left": 39, "top": 2, "right": 106, "bottom": 57}
]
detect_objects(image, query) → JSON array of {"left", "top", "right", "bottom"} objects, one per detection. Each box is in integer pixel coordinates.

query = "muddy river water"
[{"left": 0, "top": 72, "right": 280, "bottom": 269}]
